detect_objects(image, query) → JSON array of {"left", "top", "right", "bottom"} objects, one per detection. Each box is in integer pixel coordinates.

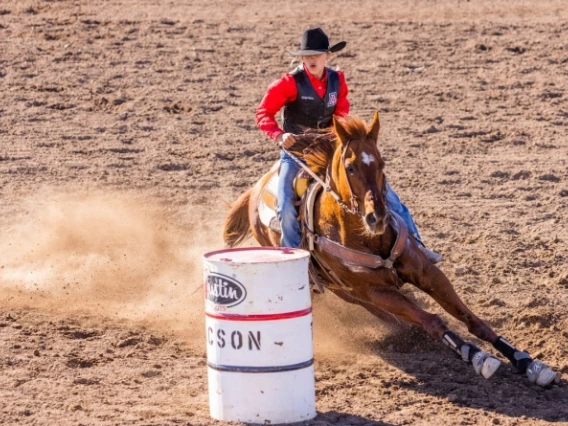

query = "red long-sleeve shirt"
[{"left": 256, "top": 66, "right": 350, "bottom": 141}]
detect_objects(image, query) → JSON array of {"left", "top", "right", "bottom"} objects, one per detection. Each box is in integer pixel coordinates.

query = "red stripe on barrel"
[{"left": 206, "top": 307, "right": 312, "bottom": 321}]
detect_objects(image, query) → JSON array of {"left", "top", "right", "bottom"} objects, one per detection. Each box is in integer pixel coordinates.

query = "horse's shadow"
[{"left": 365, "top": 325, "right": 568, "bottom": 423}]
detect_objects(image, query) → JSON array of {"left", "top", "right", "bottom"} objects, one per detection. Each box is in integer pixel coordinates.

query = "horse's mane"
[
  {"left": 289, "top": 132, "right": 335, "bottom": 176},
  {"left": 334, "top": 116, "right": 371, "bottom": 142},
  {"left": 288, "top": 116, "right": 371, "bottom": 177}
]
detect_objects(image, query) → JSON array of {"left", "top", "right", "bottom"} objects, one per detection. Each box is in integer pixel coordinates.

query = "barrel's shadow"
[{"left": 243, "top": 412, "right": 394, "bottom": 426}]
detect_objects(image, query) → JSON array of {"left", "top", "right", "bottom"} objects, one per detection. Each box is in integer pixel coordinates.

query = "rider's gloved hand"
[{"left": 277, "top": 133, "right": 298, "bottom": 149}]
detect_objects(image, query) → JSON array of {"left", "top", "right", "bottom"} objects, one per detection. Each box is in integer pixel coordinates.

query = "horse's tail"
[{"left": 223, "top": 188, "right": 252, "bottom": 247}]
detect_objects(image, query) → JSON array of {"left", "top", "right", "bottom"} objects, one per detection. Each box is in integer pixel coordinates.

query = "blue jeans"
[
  {"left": 277, "top": 150, "right": 302, "bottom": 248},
  {"left": 385, "top": 181, "right": 422, "bottom": 244}
]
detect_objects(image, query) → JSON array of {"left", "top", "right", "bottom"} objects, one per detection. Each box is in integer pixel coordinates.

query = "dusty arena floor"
[{"left": 1, "top": 1, "right": 568, "bottom": 425}]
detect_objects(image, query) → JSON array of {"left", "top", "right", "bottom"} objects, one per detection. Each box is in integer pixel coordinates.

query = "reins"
[
  {"left": 283, "top": 146, "right": 359, "bottom": 215},
  {"left": 339, "top": 140, "right": 360, "bottom": 215},
  {"left": 282, "top": 143, "right": 409, "bottom": 292}
]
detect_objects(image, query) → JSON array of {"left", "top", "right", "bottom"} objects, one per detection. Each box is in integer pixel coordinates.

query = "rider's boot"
[{"left": 420, "top": 245, "right": 444, "bottom": 264}]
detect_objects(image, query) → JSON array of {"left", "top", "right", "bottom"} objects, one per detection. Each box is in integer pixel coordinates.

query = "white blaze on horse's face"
[
  {"left": 362, "top": 151, "right": 375, "bottom": 166},
  {"left": 348, "top": 147, "right": 387, "bottom": 236}
]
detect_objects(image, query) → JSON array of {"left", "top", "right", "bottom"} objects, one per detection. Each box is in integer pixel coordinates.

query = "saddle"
[
  {"left": 257, "top": 170, "right": 409, "bottom": 294},
  {"left": 298, "top": 181, "right": 408, "bottom": 293},
  {"left": 259, "top": 169, "right": 312, "bottom": 233}
]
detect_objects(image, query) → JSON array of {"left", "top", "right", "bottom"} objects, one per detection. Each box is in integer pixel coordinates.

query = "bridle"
[
  {"left": 284, "top": 140, "right": 377, "bottom": 216},
  {"left": 282, "top": 147, "right": 356, "bottom": 214},
  {"left": 338, "top": 139, "right": 360, "bottom": 215},
  {"left": 286, "top": 141, "right": 409, "bottom": 293},
  {"left": 327, "top": 139, "right": 384, "bottom": 216}
]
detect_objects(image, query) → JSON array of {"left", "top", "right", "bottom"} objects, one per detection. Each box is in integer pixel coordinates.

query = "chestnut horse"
[{"left": 223, "top": 112, "right": 559, "bottom": 387}]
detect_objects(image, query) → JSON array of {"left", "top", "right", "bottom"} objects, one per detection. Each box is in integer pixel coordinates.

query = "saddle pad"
[
  {"left": 258, "top": 173, "right": 278, "bottom": 229},
  {"left": 258, "top": 169, "right": 310, "bottom": 233}
]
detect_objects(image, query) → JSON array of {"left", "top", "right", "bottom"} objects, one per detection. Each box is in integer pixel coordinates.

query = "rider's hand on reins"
[{"left": 277, "top": 132, "right": 298, "bottom": 149}]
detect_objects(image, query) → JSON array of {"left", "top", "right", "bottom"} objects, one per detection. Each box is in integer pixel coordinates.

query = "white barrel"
[{"left": 203, "top": 247, "right": 315, "bottom": 424}]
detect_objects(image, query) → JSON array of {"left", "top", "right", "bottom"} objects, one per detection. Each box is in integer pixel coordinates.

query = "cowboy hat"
[{"left": 286, "top": 27, "right": 347, "bottom": 56}]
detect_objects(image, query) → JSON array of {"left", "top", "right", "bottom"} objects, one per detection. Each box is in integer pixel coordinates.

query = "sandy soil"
[{"left": 1, "top": 1, "right": 568, "bottom": 425}]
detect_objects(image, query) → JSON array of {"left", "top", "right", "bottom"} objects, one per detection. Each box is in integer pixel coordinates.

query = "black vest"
[{"left": 282, "top": 66, "right": 340, "bottom": 134}]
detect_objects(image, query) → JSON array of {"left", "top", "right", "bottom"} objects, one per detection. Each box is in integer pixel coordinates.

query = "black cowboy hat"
[{"left": 286, "top": 27, "right": 346, "bottom": 56}]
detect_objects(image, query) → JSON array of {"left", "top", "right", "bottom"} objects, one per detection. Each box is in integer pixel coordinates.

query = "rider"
[{"left": 255, "top": 27, "right": 442, "bottom": 263}]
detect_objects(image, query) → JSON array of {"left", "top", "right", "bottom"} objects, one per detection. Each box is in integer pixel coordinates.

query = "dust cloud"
[
  {"left": 0, "top": 190, "right": 388, "bottom": 354},
  {"left": 312, "top": 293, "right": 395, "bottom": 357},
  {"left": 0, "top": 191, "right": 221, "bottom": 341}
]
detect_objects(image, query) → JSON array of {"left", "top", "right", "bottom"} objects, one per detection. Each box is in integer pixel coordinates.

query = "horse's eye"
[{"left": 346, "top": 164, "right": 355, "bottom": 174}]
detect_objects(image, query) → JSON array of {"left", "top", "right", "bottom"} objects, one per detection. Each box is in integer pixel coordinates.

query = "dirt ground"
[{"left": 1, "top": 0, "right": 568, "bottom": 425}]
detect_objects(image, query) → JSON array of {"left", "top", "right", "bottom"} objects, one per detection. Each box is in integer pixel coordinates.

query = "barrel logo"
[{"left": 206, "top": 272, "right": 247, "bottom": 307}]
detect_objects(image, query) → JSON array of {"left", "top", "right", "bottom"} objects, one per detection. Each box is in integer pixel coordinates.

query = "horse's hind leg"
[
  {"left": 409, "top": 265, "right": 560, "bottom": 386},
  {"left": 365, "top": 287, "right": 501, "bottom": 380}
]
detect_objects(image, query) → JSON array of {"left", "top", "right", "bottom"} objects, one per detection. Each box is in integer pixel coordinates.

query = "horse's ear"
[
  {"left": 368, "top": 111, "right": 380, "bottom": 142},
  {"left": 333, "top": 116, "right": 350, "bottom": 145}
]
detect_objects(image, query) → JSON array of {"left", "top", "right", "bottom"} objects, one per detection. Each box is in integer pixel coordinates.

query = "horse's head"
[{"left": 332, "top": 112, "right": 388, "bottom": 235}]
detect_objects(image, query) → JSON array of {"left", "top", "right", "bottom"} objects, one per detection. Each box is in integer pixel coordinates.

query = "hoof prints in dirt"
[
  {"left": 66, "top": 356, "right": 99, "bottom": 369},
  {"left": 2, "top": 2, "right": 568, "bottom": 425},
  {"left": 60, "top": 329, "right": 102, "bottom": 340}
]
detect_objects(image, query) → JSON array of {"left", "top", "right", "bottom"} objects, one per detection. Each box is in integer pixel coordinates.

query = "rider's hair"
[{"left": 289, "top": 51, "right": 333, "bottom": 69}]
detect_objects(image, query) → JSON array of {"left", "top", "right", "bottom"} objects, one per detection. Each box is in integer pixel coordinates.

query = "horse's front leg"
[
  {"left": 400, "top": 258, "right": 560, "bottom": 386},
  {"left": 364, "top": 286, "right": 502, "bottom": 380},
  {"left": 492, "top": 336, "right": 560, "bottom": 386}
]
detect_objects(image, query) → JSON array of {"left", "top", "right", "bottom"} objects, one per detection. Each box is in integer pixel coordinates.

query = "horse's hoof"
[
  {"left": 472, "top": 351, "right": 501, "bottom": 379},
  {"left": 527, "top": 361, "right": 560, "bottom": 387}
]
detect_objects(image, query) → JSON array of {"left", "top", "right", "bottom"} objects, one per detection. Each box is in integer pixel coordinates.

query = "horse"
[{"left": 223, "top": 112, "right": 559, "bottom": 387}]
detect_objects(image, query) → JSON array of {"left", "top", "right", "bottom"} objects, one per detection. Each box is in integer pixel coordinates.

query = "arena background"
[{"left": 1, "top": 1, "right": 567, "bottom": 425}]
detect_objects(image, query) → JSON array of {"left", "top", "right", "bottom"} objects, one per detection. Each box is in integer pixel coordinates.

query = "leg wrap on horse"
[
  {"left": 494, "top": 336, "right": 560, "bottom": 386},
  {"left": 442, "top": 331, "right": 465, "bottom": 357},
  {"left": 443, "top": 331, "right": 501, "bottom": 379},
  {"left": 493, "top": 336, "right": 532, "bottom": 373},
  {"left": 526, "top": 360, "right": 560, "bottom": 386},
  {"left": 460, "top": 342, "right": 481, "bottom": 363},
  {"left": 442, "top": 331, "right": 483, "bottom": 363}
]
